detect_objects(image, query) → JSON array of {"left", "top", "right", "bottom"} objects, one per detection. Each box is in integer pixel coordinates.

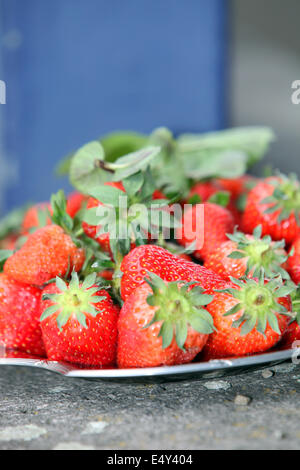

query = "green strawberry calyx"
[
  {"left": 290, "top": 284, "right": 300, "bottom": 325},
  {"left": 40, "top": 272, "right": 106, "bottom": 331},
  {"left": 144, "top": 272, "right": 214, "bottom": 350},
  {"left": 217, "top": 273, "right": 295, "bottom": 336},
  {"left": 261, "top": 173, "right": 300, "bottom": 224},
  {"left": 227, "top": 225, "right": 290, "bottom": 279},
  {"left": 82, "top": 168, "right": 180, "bottom": 261}
]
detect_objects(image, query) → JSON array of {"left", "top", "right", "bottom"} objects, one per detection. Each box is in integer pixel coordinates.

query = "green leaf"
[
  {"left": 40, "top": 304, "right": 60, "bottom": 321},
  {"left": 208, "top": 191, "right": 230, "bottom": 208},
  {"left": 56, "top": 276, "right": 68, "bottom": 292},
  {"left": 159, "top": 321, "right": 174, "bottom": 349},
  {"left": 181, "top": 149, "right": 248, "bottom": 180},
  {"left": 101, "top": 131, "right": 147, "bottom": 163},
  {"left": 175, "top": 321, "right": 188, "bottom": 350},
  {"left": 88, "top": 185, "right": 125, "bottom": 207},
  {"left": 227, "top": 251, "right": 245, "bottom": 260},
  {"left": 82, "top": 273, "right": 97, "bottom": 290},
  {"left": 111, "top": 146, "right": 161, "bottom": 181},
  {"left": 178, "top": 126, "right": 275, "bottom": 170},
  {"left": 70, "top": 141, "right": 110, "bottom": 193},
  {"left": 223, "top": 303, "right": 242, "bottom": 317},
  {"left": 122, "top": 172, "right": 144, "bottom": 197},
  {"left": 76, "top": 311, "right": 88, "bottom": 329}
]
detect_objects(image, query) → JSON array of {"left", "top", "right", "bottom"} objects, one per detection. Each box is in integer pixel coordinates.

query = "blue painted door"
[{"left": 0, "top": 0, "right": 228, "bottom": 213}]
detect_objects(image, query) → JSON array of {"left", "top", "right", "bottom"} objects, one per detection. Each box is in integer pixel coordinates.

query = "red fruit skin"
[
  {"left": 117, "top": 283, "right": 208, "bottom": 368},
  {"left": 120, "top": 245, "right": 228, "bottom": 302},
  {"left": 203, "top": 291, "right": 290, "bottom": 360},
  {"left": 4, "top": 225, "right": 85, "bottom": 286},
  {"left": 188, "top": 181, "right": 222, "bottom": 202},
  {"left": 82, "top": 182, "right": 124, "bottom": 251},
  {"left": 41, "top": 283, "right": 119, "bottom": 366},
  {"left": 176, "top": 202, "right": 235, "bottom": 261},
  {"left": 287, "top": 238, "right": 300, "bottom": 284},
  {"left": 22, "top": 203, "right": 52, "bottom": 234},
  {"left": 188, "top": 181, "right": 243, "bottom": 227},
  {"left": 204, "top": 237, "right": 288, "bottom": 282},
  {"left": 0, "top": 273, "right": 45, "bottom": 356},
  {"left": 242, "top": 178, "right": 300, "bottom": 244},
  {"left": 216, "top": 176, "right": 257, "bottom": 201},
  {"left": 281, "top": 321, "right": 300, "bottom": 347},
  {"left": 66, "top": 192, "right": 88, "bottom": 218},
  {"left": 204, "top": 240, "right": 248, "bottom": 281}
]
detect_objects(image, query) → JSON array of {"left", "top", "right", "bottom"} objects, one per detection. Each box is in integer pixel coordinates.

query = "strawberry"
[
  {"left": 176, "top": 202, "right": 235, "bottom": 261},
  {"left": 188, "top": 181, "right": 222, "bottom": 203},
  {"left": 204, "top": 225, "right": 289, "bottom": 281},
  {"left": 4, "top": 225, "right": 85, "bottom": 286},
  {"left": 66, "top": 192, "right": 88, "bottom": 218},
  {"left": 187, "top": 181, "right": 244, "bottom": 227},
  {"left": 82, "top": 171, "right": 171, "bottom": 259},
  {"left": 203, "top": 276, "right": 294, "bottom": 359},
  {"left": 281, "top": 285, "right": 300, "bottom": 346},
  {"left": 287, "top": 237, "right": 300, "bottom": 284},
  {"left": 82, "top": 182, "right": 124, "bottom": 252},
  {"left": 22, "top": 193, "right": 87, "bottom": 235},
  {"left": 22, "top": 203, "right": 52, "bottom": 234},
  {"left": 117, "top": 273, "right": 214, "bottom": 368},
  {"left": 0, "top": 273, "right": 45, "bottom": 356},
  {"left": 216, "top": 175, "right": 257, "bottom": 201},
  {"left": 40, "top": 272, "right": 119, "bottom": 366},
  {"left": 120, "top": 244, "right": 227, "bottom": 302},
  {"left": 242, "top": 174, "right": 300, "bottom": 244}
]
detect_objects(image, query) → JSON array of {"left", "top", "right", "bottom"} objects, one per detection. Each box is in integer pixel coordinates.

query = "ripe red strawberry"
[
  {"left": 187, "top": 181, "right": 244, "bottom": 226},
  {"left": 66, "top": 192, "right": 88, "bottom": 218},
  {"left": 242, "top": 175, "right": 300, "bottom": 244},
  {"left": 118, "top": 274, "right": 214, "bottom": 368},
  {"left": 176, "top": 202, "right": 235, "bottom": 261},
  {"left": 216, "top": 175, "right": 257, "bottom": 201},
  {"left": 188, "top": 181, "right": 222, "bottom": 203},
  {"left": 22, "top": 194, "right": 87, "bottom": 235},
  {"left": 82, "top": 182, "right": 125, "bottom": 252},
  {"left": 40, "top": 272, "right": 119, "bottom": 366},
  {"left": 120, "top": 244, "right": 227, "bottom": 302},
  {"left": 281, "top": 285, "right": 300, "bottom": 346},
  {"left": 22, "top": 203, "right": 52, "bottom": 234},
  {"left": 203, "top": 276, "right": 293, "bottom": 359},
  {"left": 4, "top": 225, "right": 85, "bottom": 286},
  {"left": 204, "top": 226, "right": 289, "bottom": 281},
  {"left": 287, "top": 237, "right": 300, "bottom": 284},
  {"left": 0, "top": 273, "right": 45, "bottom": 356}
]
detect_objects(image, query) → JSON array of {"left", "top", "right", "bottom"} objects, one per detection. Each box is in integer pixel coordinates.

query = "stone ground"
[{"left": 0, "top": 362, "right": 300, "bottom": 450}]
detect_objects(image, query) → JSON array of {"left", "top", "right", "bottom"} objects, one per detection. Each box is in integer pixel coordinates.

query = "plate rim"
[{"left": 0, "top": 347, "right": 296, "bottom": 378}]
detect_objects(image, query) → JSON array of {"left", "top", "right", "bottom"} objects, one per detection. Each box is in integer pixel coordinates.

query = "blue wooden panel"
[{"left": 0, "top": 0, "right": 228, "bottom": 213}]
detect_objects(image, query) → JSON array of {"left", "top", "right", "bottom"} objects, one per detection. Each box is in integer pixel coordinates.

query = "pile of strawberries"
[{"left": 1, "top": 127, "right": 300, "bottom": 369}]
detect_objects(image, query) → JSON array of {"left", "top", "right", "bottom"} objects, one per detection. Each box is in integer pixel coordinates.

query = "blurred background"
[{"left": 0, "top": 0, "right": 299, "bottom": 214}]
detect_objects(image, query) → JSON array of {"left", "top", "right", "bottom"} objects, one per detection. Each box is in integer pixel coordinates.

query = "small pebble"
[
  {"left": 82, "top": 421, "right": 108, "bottom": 435},
  {"left": 234, "top": 394, "right": 251, "bottom": 406},
  {"left": 203, "top": 380, "right": 231, "bottom": 391},
  {"left": 262, "top": 369, "right": 274, "bottom": 379},
  {"left": 273, "top": 430, "right": 285, "bottom": 440}
]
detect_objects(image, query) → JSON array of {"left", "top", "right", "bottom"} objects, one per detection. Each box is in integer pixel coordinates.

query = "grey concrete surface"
[{"left": 0, "top": 362, "right": 300, "bottom": 450}]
